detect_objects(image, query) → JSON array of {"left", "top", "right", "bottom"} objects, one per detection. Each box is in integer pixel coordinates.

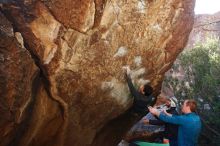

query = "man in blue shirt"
[{"left": 148, "top": 99, "right": 201, "bottom": 146}]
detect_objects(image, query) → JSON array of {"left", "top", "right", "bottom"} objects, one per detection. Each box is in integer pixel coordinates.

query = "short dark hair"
[
  {"left": 186, "top": 99, "right": 197, "bottom": 112},
  {"left": 143, "top": 84, "right": 153, "bottom": 96}
]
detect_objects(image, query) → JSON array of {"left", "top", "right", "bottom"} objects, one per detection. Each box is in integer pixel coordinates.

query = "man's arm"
[
  {"left": 148, "top": 106, "right": 186, "bottom": 125},
  {"left": 159, "top": 113, "right": 186, "bottom": 125},
  {"left": 125, "top": 73, "right": 141, "bottom": 99}
]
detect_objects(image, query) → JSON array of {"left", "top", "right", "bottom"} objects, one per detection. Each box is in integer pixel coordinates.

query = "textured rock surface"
[
  {"left": 0, "top": 11, "right": 63, "bottom": 146},
  {"left": 0, "top": 0, "right": 195, "bottom": 145},
  {"left": 0, "top": 11, "right": 38, "bottom": 146}
]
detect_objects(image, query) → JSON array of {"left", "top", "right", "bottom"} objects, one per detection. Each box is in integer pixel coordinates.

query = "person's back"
[
  {"left": 177, "top": 113, "right": 201, "bottom": 146},
  {"left": 133, "top": 94, "right": 154, "bottom": 115}
]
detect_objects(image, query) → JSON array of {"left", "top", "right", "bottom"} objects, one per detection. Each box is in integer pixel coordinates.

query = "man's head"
[
  {"left": 181, "top": 99, "right": 197, "bottom": 114},
  {"left": 139, "top": 84, "right": 153, "bottom": 96}
]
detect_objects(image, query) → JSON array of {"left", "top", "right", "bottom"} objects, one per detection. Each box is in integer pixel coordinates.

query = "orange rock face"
[
  {"left": 0, "top": 12, "right": 38, "bottom": 146},
  {"left": 0, "top": 0, "right": 195, "bottom": 145}
]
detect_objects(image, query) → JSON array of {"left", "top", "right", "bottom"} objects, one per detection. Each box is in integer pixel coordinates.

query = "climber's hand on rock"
[{"left": 122, "top": 66, "right": 131, "bottom": 76}]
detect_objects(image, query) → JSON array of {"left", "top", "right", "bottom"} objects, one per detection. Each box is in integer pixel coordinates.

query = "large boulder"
[{"left": 0, "top": 0, "right": 195, "bottom": 145}]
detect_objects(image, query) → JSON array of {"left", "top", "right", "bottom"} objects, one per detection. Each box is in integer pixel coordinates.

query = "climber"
[
  {"left": 142, "top": 96, "right": 179, "bottom": 146},
  {"left": 124, "top": 67, "right": 155, "bottom": 116},
  {"left": 148, "top": 99, "right": 202, "bottom": 146}
]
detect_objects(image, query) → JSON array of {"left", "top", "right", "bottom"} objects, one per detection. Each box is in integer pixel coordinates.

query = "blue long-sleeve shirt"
[{"left": 159, "top": 112, "right": 201, "bottom": 146}]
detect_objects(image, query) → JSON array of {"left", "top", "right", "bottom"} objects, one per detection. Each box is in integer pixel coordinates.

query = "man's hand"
[
  {"left": 148, "top": 106, "right": 160, "bottom": 117},
  {"left": 122, "top": 66, "right": 131, "bottom": 76}
]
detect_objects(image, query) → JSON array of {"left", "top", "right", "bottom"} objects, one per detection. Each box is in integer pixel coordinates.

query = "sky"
[{"left": 195, "top": 0, "right": 220, "bottom": 14}]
